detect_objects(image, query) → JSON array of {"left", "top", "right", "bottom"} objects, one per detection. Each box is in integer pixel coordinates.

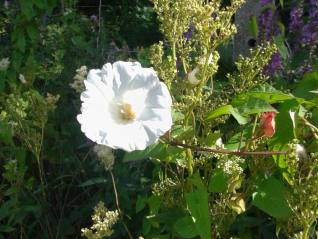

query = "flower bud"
[
  {"left": 260, "top": 112, "right": 276, "bottom": 137},
  {"left": 188, "top": 68, "right": 200, "bottom": 85},
  {"left": 296, "top": 144, "right": 308, "bottom": 161}
]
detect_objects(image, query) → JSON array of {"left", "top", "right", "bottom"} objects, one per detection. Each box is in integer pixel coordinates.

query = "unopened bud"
[{"left": 260, "top": 112, "right": 276, "bottom": 137}]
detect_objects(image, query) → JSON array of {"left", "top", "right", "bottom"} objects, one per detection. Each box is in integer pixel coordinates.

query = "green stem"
[
  {"left": 182, "top": 58, "right": 188, "bottom": 74},
  {"left": 172, "top": 41, "right": 177, "bottom": 68},
  {"left": 302, "top": 226, "right": 310, "bottom": 239},
  {"left": 186, "top": 148, "right": 193, "bottom": 175},
  {"left": 110, "top": 171, "right": 133, "bottom": 239},
  {"left": 167, "top": 140, "right": 288, "bottom": 156},
  {"left": 245, "top": 115, "right": 259, "bottom": 150}
]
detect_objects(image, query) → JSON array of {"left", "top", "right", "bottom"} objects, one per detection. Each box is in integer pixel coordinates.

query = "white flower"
[
  {"left": 188, "top": 68, "right": 200, "bottom": 85},
  {"left": 296, "top": 144, "right": 308, "bottom": 161},
  {"left": 77, "top": 61, "right": 172, "bottom": 152},
  {"left": 19, "top": 74, "right": 27, "bottom": 84},
  {"left": 187, "top": 54, "right": 213, "bottom": 85},
  {"left": 70, "top": 65, "right": 87, "bottom": 93},
  {"left": 94, "top": 145, "right": 115, "bottom": 171},
  {"left": 215, "top": 137, "right": 223, "bottom": 148},
  {"left": 0, "top": 58, "right": 10, "bottom": 71}
]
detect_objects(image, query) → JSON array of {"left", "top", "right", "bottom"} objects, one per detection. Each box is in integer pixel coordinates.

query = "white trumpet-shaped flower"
[{"left": 77, "top": 61, "right": 172, "bottom": 152}]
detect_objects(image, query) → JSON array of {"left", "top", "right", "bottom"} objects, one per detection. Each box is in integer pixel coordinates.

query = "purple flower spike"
[
  {"left": 300, "top": 0, "right": 318, "bottom": 45},
  {"left": 309, "top": 0, "right": 318, "bottom": 19},
  {"left": 259, "top": 0, "right": 272, "bottom": 6},
  {"left": 258, "top": 8, "right": 277, "bottom": 41},
  {"left": 289, "top": 7, "right": 304, "bottom": 33},
  {"left": 302, "top": 63, "right": 313, "bottom": 73},
  {"left": 300, "top": 23, "right": 318, "bottom": 45},
  {"left": 176, "top": 58, "right": 182, "bottom": 69},
  {"left": 262, "top": 52, "right": 283, "bottom": 76},
  {"left": 183, "top": 24, "right": 195, "bottom": 41},
  {"left": 211, "top": 12, "right": 217, "bottom": 20},
  {"left": 90, "top": 15, "right": 98, "bottom": 23}
]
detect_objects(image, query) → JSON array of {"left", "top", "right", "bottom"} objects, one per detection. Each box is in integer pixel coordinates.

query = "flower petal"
[
  {"left": 120, "top": 67, "right": 159, "bottom": 93},
  {"left": 113, "top": 61, "right": 141, "bottom": 90},
  {"left": 145, "top": 82, "right": 172, "bottom": 109}
]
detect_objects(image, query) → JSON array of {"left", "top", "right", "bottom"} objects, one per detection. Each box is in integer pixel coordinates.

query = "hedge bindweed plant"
[
  {"left": 77, "top": 0, "right": 318, "bottom": 238},
  {"left": 1, "top": 0, "right": 318, "bottom": 238}
]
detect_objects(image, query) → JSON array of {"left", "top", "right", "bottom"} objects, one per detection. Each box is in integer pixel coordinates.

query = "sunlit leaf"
[
  {"left": 208, "top": 168, "right": 228, "bottom": 193},
  {"left": 174, "top": 216, "right": 198, "bottom": 238},
  {"left": 206, "top": 105, "right": 248, "bottom": 125},
  {"left": 185, "top": 174, "right": 211, "bottom": 239},
  {"left": 252, "top": 177, "right": 292, "bottom": 219}
]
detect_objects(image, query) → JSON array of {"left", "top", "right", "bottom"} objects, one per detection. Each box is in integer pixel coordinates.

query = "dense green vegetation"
[{"left": 1, "top": 0, "right": 318, "bottom": 238}]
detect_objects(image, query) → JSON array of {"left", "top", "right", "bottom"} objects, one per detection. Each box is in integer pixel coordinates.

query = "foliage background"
[{"left": 0, "top": 0, "right": 318, "bottom": 239}]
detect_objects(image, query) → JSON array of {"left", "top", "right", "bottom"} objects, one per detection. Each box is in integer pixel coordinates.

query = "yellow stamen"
[{"left": 120, "top": 103, "right": 136, "bottom": 120}]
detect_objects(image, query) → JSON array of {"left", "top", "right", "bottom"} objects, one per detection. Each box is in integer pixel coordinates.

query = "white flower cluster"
[
  {"left": 81, "top": 201, "right": 119, "bottom": 239},
  {"left": 93, "top": 145, "right": 115, "bottom": 171},
  {"left": 288, "top": 141, "right": 308, "bottom": 162},
  {"left": 188, "top": 54, "right": 213, "bottom": 85},
  {"left": 19, "top": 74, "right": 27, "bottom": 84},
  {"left": 217, "top": 155, "right": 245, "bottom": 176},
  {"left": 46, "top": 93, "right": 59, "bottom": 103},
  {"left": 0, "top": 58, "right": 10, "bottom": 71},
  {"left": 70, "top": 66, "right": 87, "bottom": 93}
]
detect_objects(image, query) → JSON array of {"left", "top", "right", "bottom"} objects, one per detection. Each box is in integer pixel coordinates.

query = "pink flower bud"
[{"left": 260, "top": 112, "right": 276, "bottom": 137}]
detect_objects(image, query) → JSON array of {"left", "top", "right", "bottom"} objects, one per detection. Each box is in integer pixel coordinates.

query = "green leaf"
[
  {"left": 294, "top": 72, "right": 318, "bottom": 100},
  {"left": 147, "top": 195, "right": 161, "bottom": 214},
  {"left": 252, "top": 177, "right": 292, "bottom": 219},
  {"left": 174, "top": 216, "right": 198, "bottom": 238},
  {"left": 16, "top": 34, "right": 26, "bottom": 52},
  {"left": 248, "top": 15, "right": 259, "bottom": 38},
  {"left": 311, "top": 107, "right": 318, "bottom": 127},
  {"left": 172, "top": 110, "right": 184, "bottom": 122},
  {"left": 171, "top": 125, "right": 194, "bottom": 141},
  {"left": 136, "top": 195, "right": 146, "bottom": 213},
  {"left": 270, "top": 99, "right": 300, "bottom": 145},
  {"left": 206, "top": 105, "right": 233, "bottom": 119},
  {"left": 233, "top": 83, "right": 294, "bottom": 104},
  {"left": 185, "top": 176, "right": 211, "bottom": 239},
  {"left": 225, "top": 125, "right": 253, "bottom": 150},
  {"left": 142, "top": 218, "right": 151, "bottom": 235},
  {"left": 47, "top": 0, "right": 58, "bottom": 14},
  {"left": 0, "top": 122, "right": 13, "bottom": 145},
  {"left": 33, "top": 0, "right": 46, "bottom": 9},
  {"left": 206, "top": 105, "right": 248, "bottom": 125},
  {"left": 208, "top": 168, "right": 228, "bottom": 193},
  {"left": 231, "top": 107, "right": 249, "bottom": 125},
  {"left": 78, "top": 177, "right": 107, "bottom": 187},
  {"left": 234, "top": 97, "right": 277, "bottom": 115},
  {"left": 26, "top": 24, "right": 39, "bottom": 42},
  {"left": 273, "top": 35, "right": 289, "bottom": 60},
  {"left": 19, "top": 0, "right": 34, "bottom": 19},
  {"left": 203, "top": 131, "right": 221, "bottom": 147},
  {"left": 147, "top": 210, "right": 185, "bottom": 225},
  {"left": 123, "top": 143, "right": 166, "bottom": 161},
  {"left": 0, "top": 225, "right": 15, "bottom": 233}
]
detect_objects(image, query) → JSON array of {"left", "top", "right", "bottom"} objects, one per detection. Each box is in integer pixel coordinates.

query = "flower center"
[{"left": 120, "top": 103, "right": 136, "bottom": 121}]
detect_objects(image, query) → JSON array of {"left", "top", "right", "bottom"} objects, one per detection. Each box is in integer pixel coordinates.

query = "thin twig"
[
  {"left": 167, "top": 140, "right": 288, "bottom": 156},
  {"left": 97, "top": 0, "right": 102, "bottom": 49},
  {"left": 109, "top": 171, "right": 134, "bottom": 239},
  {"left": 109, "top": 171, "right": 120, "bottom": 209}
]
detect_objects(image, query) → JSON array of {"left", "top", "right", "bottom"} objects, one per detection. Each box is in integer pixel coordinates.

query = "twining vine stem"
[
  {"left": 167, "top": 140, "right": 288, "bottom": 156},
  {"left": 109, "top": 171, "right": 134, "bottom": 239}
]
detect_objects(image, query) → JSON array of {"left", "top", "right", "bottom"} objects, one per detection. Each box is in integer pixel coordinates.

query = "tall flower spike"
[{"left": 77, "top": 61, "right": 172, "bottom": 152}]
